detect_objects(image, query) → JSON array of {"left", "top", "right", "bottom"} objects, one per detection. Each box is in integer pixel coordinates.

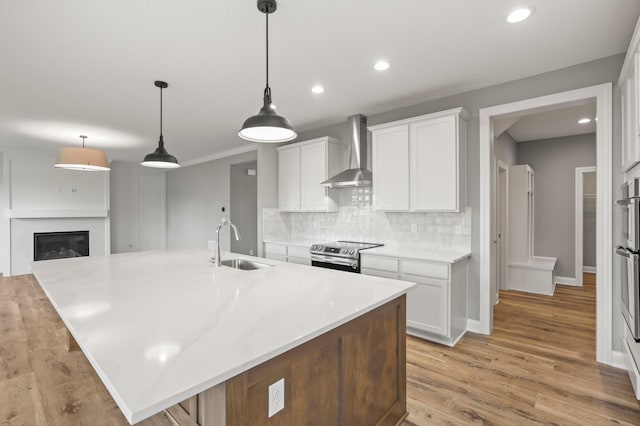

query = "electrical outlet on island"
[{"left": 268, "top": 378, "right": 285, "bottom": 417}]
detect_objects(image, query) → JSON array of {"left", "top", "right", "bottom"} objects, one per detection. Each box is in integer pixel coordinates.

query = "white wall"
[
  {"left": 495, "top": 132, "right": 518, "bottom": 166},
  {"left": 1, "top": 148, "right": 110, "bottom": 275},
  {"left": 110, "top": 161, "right": 166, "bottom": 253},
  {"left": 166, "top": 150, "right": 257, "bottom": 251}
]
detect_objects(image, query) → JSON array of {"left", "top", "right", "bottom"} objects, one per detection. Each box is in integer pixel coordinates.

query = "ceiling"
[
  {"left": 497, "top": 102, "right": 597, "bottom": 142},
  {"left": 1, "top": 1, "right": 639, "bottom": 164}
]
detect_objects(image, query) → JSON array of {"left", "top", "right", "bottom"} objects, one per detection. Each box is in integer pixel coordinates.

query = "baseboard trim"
[
  {"left": 583, "top": 266, "right": 597, "bottom": 274},
  {"left": 556, "top": 276, "right": 580, "bottom": 286},
  {"left": 611, "top": 350, "right": 627, "bottom": 370},
  {"left": 466, "top": 319, "right": 485, "bottom": 335}
]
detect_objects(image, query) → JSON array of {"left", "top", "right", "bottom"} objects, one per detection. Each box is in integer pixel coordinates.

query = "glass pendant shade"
[
  {"left": 54, "top": 136, "right": 110, "bottom": 171},
  {"left": 238, "top": 89, "right": 297, "bottom": 143}
]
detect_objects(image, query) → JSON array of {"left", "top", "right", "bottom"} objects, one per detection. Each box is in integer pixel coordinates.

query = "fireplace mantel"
[{"left": 9, "top": 209, "right": 109, "bottom": 219}]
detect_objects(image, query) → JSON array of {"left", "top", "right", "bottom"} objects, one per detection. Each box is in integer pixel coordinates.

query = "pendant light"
[
  {"left": 54, "top": 135, "right": 110, "bottom": 171},
  {"left": 141, "top": 80, "right": 180, "bottom": 168},
  {"left": 238, "top": 0, "right": 296, "bottom": 143}
]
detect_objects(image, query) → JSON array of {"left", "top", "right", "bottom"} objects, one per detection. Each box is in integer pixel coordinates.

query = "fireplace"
[{"left": 34, "top": 231, "right": 89, "bottom": 261}]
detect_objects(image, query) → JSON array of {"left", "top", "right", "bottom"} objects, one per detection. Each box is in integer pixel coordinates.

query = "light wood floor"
[
  {"left": 403, "top": 273, "right": 640, "bottom": 425},
  {"left": 2, "top": 273, "right": 639, "bottom": 425}
]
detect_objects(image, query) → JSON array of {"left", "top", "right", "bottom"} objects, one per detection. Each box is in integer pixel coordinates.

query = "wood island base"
[{"left": 164, "top": 296, "right": 407, "bottom": 426}]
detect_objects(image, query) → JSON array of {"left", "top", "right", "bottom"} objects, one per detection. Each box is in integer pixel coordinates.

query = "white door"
[
  {"left": 410, "top": 116, "right": 458, "bottom": 211},
  {"left": 372, "top": 125, "right": 410, "bottom": 211},
  {"left": 300, "top": 141, "right": 327, "bottom": 211},
  {"left": 277, "top": 146, "right": 301, "bottom": 211}
]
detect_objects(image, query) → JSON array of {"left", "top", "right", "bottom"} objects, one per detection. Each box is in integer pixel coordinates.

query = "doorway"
[
  {"left": 576, "top": 167, "right": 597, "bottom": 285},
  {"left": 229, "top": 161, "right": 258, "bottom": 256},
  {"left": 479, "top": 83, "right": 613, "bottom": 365}
]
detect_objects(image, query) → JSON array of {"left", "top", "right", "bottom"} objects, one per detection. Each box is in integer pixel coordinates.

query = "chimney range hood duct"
[{"left": 321, "top": 114, "right": 372, "bottom": 188}]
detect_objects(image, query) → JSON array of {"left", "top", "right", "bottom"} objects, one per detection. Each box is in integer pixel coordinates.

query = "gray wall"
[
  {"left": 495, "top": 132, "right": 518, "bottom": 166},
  {"left": 166, "top": 151, "right": 257, "bottom": 251},
  {"left": 294, "top": 53, "right": 623, "bottom": 343},
  {"left": 110, "top": 161, "right": 167, "bottom": 253},
  {"left": 584, "top": 171, "right": 597, "bottom": 268},
  {"left": 516, "top": 134, "right": 596, "bottom": 277},
  {"left": 230, "top": 161, "right": 257, "bottom": 256}
]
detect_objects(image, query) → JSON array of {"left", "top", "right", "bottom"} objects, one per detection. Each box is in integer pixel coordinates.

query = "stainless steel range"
[{"left": 310, "top": 241, "right": 383, "bottom": 273}]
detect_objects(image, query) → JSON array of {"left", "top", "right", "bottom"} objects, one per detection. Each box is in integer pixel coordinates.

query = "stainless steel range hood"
[{"left": 321, "top": 114, "right": 372, "bottom": 188}]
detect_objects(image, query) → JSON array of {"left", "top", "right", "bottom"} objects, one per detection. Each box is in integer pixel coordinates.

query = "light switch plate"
[{"left": 268, "top": 378, "right": 285, "bottom": 417}]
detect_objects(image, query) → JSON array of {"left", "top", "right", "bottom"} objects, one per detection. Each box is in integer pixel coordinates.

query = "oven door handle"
[{"left": 310, "top": 254, "right": 358, "bottom": 267}]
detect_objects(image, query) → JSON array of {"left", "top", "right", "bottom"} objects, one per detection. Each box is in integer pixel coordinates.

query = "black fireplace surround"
[{"left": 33, "top": 231, "right": 89, "bottom": 261}]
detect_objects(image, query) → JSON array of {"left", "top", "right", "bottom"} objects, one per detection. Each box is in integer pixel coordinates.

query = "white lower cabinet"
[
  {"left": 263, "top": 242, "right": 287, "bottom": 262},
  {"left": 403, "top": 274, "right": 448, "bottom": 337},
  {"left": 262, "top": 241, "right": 311, "bottom": 265},
  {"left": 361, "top": 253, "right": 469, "bottom": 347}
]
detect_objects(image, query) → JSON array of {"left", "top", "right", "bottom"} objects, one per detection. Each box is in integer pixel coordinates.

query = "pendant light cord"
[
  {"left": 265, "top": 12, "right": 269, "bottom": 90},
  {"left": 159, "top": 86, "right": 164, "bottom": 139}
]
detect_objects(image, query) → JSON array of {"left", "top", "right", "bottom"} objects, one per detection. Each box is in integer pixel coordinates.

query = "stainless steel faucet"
[{"left": 215, "top": 218, "right": 241, "bottom": 266}]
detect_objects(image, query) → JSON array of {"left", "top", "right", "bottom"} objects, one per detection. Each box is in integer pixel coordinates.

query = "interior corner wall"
[
  {"left": 516, "top": 134, "right": 596, "bottom": 277},
  {"left": 166, "top": 150, "right": 257, "bottom": 252},
  {"left": 495, "top": 132, "right": 518, "bottom": 166},
  {"left": 293, "top": 53, "right": 624, "bottom": 327}
]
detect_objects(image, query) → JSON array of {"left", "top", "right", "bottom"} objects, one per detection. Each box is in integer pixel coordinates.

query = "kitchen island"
[{"left": 30, "top": 249, "right": 415, "bottom": 425}]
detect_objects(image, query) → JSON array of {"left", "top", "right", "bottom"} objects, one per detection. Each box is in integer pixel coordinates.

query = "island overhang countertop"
[{"left": 30, "top": 249, "right": 415, "bottom": 424}]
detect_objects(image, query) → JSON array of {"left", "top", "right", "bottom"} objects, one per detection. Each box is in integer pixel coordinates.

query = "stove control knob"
[
  {"left": 351, "top": 249, "right": 355, "bottom": 255},
  {"left": 311, "top": 245, "right": 317, "bottom": 251}
]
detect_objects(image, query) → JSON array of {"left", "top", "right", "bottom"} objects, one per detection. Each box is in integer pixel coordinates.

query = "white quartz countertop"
[
  {"left": 362, "top": 246, "right": 472, "bottom": 264},
  {"left": 30, "top": 250, "right": 415, "bottom": 424}
]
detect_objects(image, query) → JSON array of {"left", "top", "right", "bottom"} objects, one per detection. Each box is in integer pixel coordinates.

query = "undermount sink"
[{"left": 220, "top": 258, "right": 272, "bottom": 270}]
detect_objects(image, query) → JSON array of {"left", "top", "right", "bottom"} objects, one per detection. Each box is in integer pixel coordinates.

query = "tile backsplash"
[{"left": 263, "top": 187, "right": 471, "bottom": 252}]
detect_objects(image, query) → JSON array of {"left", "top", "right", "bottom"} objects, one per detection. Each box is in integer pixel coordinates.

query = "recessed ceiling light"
[
  {"left": 507, "top": 7, "right": 533, "bottom": 23},
  {"left": 374, "top": 60, "right": 390, "bottom": 71},
  {"left": 311, "top": 85, "right": 325, "bottom": 94},
  {"left": 578, "top": 118, "right": 592, "bottom": 124}
]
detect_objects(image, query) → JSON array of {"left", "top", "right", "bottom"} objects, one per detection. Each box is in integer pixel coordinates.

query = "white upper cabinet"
[
  {"left": 369, "top": 108, "right": 468, "bottom": 212},
  {"left": 277, "top": 137, "right": 342, "bottom": 212},
  {"left": 619, "top": 18, "right": 640, "bottom": 173},
  {"left": 371, "top": 125, "right": 409, "bottom": 211}
]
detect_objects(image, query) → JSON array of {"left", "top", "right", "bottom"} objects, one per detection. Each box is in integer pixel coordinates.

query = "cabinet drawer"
[
  {"left": 264, "top": 242, "right": 286, "bottom": 256},
  {"left": 361, "top": 268, "right": 399, "bottom": 280},
  {"left": 287, "top": 245, "right": 311, "bottom": 259},
  {"left": 360, "top": 255, "right": 399, "bottom": 273},
  {"left": 264, "top": 253, "right": 286, "bottom": 262},
  {"left": 287, "top": 256, "right": 311, "bottom": 266},
  {"left": 400, "top": 259, "right": 448, "bottom": 280}
]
